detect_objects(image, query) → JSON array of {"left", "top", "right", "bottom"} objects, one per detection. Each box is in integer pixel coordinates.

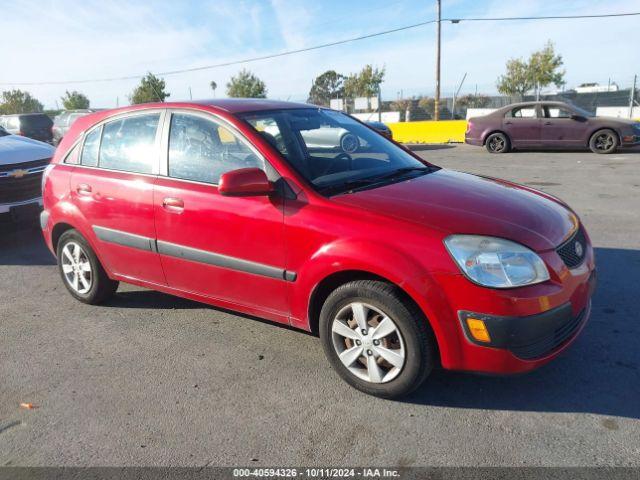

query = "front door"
[
  {"left": 502, "top": 104, "right": 541, "bottom": 147},
  {"left": 153, "top": 111, "right": 289, "bottom": 321},
  {"left": 541, "top": 105, "right": 587, "bottom": 147},
  {"left": 70, "top": 111, "right": 166, "bottom": 285}
]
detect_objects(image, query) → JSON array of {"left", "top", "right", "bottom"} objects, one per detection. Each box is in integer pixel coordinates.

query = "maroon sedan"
[{"left": 466, "top": 101, "right": 640, "bottom": 154}]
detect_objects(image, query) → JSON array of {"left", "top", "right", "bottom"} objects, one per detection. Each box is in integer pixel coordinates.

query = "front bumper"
[
  {"left": 427, "top": 236, "right": 596, "bottom": 375},
  {"left": 621, "top": 134, "right": 640, "bottom": 146}
]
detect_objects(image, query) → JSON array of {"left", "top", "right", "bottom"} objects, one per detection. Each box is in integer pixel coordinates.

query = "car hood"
[
  {"left": 0, "top": 134, "right": 55, "bottom": 166},
  {"left": 333, "top": 169, "right": 577, "bottom": 251}
]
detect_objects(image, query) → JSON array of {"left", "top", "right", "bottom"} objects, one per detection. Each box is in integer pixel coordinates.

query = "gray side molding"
[
  {"left": 93, "top": 226, "right": 157, "bottom": 252},
  {"left": 157, "top": 240, "right": 291, "bottom": 281}
]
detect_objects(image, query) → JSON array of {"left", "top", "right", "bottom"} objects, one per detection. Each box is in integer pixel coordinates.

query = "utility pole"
[
  {"left": 189, "top": 87, "right": 193, "bottom": 100},
  {"left": 629, "top": 74, "right": 637, "bottom": 119},
  {"left": 434, "top": 0, "right": 441, "bottom": 121},
  {"left": 377, "top": 85, "right": 382, "bottom": 122}
]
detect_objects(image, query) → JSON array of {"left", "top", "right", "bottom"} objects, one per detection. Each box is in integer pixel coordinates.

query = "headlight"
[
  {"left": 633, "top": 123, "right": 640, "bottom": 132},
  {"left": 444, "top": 235, "right": 550, "bottom": 288}
]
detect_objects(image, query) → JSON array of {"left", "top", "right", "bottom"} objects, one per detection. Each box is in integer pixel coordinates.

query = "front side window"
[
  {"left": 99, "top": 113, "right": 160, "bottom": 174},
  {"left": 545, "top": 106, "right": 573, "bottom": 118},
  {"left": 241, "top": 108, "right": 430, "bottom": 195},
  {"left": 168, "top": 113, "right": 263, "bottom": 184},
  {"left": 81, "top": 126, "right": 101, "bottom": 167}
]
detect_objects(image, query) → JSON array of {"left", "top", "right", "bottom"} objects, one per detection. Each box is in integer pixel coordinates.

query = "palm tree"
[{"left": 210, "top": 81, "right": 217, "bottom": 97}]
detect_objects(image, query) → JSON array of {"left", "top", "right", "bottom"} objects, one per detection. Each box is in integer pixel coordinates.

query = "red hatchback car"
[{"left": 41, "top": 99, "right": 596, "bottom": 398}]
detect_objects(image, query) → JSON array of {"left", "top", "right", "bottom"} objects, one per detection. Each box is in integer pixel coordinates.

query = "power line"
[{"left": 2, "top": 11, "right": 639, "bottom": 86}]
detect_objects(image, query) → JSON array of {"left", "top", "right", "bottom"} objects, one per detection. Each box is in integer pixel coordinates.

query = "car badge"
[
  {"left": 574, "top": 241, "right": 583, "bottom": 257},
  {"left": 8, "top": 169, "right": 29, "bottom": 179}
]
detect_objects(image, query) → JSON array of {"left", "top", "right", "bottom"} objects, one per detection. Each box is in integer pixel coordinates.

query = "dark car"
[
  {"left": 465, "top": 101, "right": 640, "bottom": 154},
  {"left": 52, "top": 110, "right": 95, "bottom": 145},
  {"left": 366, "top": 120, "right": 393, "bottom": 140},
  {"left": 0, "top": 113, "right": 54, "bottom": 144}
]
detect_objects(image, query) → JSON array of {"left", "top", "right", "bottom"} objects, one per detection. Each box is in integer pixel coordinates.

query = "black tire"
[
  {"left": 485, "top": 132, "right": 511, "bottom": 153},
  {"left": 319, "top": 280, "right": 436, "bottom": 399},
  {"left": 589, "top": 129, "right": 618, "bottom": 154},
  {"left": 56, "top": 229, "right": 119, "bottom": 304}
]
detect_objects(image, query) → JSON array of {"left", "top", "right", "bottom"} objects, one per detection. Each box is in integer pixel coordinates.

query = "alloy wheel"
[
  {"left": 488, "top": 136, "right": 505, "bottom": 152},
  {"left": 594, "top": 132, "right": 614, "bottom": 151},
  {"left": 61, "top": 241, "right": 92, "bottom": 294},
  {"left": 331, "top": 302, "right": 406, "bottom": 383}
]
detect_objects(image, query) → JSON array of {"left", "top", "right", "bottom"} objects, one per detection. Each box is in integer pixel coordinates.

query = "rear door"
[
  {"left": 541, "top": 104, "right": 587, "bottom": 147},
  {"left": 153, "top": 110, "right": 289, "bottom": 321},
  {"left": 502, "top": 104, "right": 541, "bottom": 147},
  {"left": 70, "top": 110, "right": 166, "bottom": 285}
]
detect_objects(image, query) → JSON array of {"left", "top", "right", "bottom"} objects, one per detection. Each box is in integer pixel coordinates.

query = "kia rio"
[{"left": 41, "top": 99, "right": 596, "bottom": 398}]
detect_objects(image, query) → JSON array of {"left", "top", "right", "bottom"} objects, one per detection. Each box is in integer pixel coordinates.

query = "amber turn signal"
[{"left": 466, "top": 318, "right": 491, "bottom": 343}]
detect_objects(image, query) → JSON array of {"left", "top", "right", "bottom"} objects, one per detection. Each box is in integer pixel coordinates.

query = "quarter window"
[
  {"left": 168, "top": 113, "right": 263, "bottom": 184},
  {"left": 81, "top": 126, "right": 101, "bottom": 167},
  {"left": 99, "top": 113, "right": 160, "bottom": 174}
]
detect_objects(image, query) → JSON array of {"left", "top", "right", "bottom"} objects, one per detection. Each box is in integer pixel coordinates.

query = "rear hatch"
[{"left": 20, "top": 115, "right": 53, "bottom": 143}]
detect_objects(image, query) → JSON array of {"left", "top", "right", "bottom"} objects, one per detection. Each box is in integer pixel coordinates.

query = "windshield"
[
  {"left": 240, "top": 108, "right": 430, "bottom": 194},
  {"left": 570, "top": 105, "right": 595, "bottom": 117},
  {"left": 0, "top": 126, "right": 8, "bottom": 137}
]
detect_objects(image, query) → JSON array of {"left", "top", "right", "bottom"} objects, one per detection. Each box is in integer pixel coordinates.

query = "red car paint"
[{"left": 42, "top": 100, "right": 595, "bottom": 375}]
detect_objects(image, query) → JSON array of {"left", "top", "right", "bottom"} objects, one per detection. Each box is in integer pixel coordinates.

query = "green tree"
[
  {"left": 61, "top": 90, "right": 90, "bottom": 110},
  {"left": 528, "top": 41, "right": 565, "bottom": 97},
  {"left": 129, "top": 73, "right": 170, "bottom": 104},
  {"left": 0, "top": 89, "right": 44, "bottom": 114},
  {"left": 343, "top": 65, "right": 385, "bottom": 99},
  {"left": 210, "top": 80, "right": 217, "bottom": 97},
  {"left": 497, "top": 58, "right": 533, "bottom": 97},
  {"left": 307, "top": 70, "right": 345, "bottom": 106},
  {"left": 391, "top": 98, "right": 414, "bottom": 122},
  {"left": 497, "top": 41, "right": 565, "bottom": 98},
  {"left": 226, "top": 69, "right": 267, "bottom": 98}
]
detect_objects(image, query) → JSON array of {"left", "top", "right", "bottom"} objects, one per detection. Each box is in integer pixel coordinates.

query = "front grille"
[
  {"left": 510, "top": 308, "right": 586, "bottom": 360},
  {"left": 556, "top": 227, "right": 587, "bottom": 269},
  {"left": 0, "top": 158, "right": 50, "bottom": 204}
]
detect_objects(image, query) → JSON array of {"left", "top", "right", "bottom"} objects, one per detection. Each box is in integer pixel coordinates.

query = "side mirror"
[
  {"left": 219, "top": 168, "right": 275, "bottom": 197},
  {"left": 570, "top": 114, "right": 586, "bottom": 122}
]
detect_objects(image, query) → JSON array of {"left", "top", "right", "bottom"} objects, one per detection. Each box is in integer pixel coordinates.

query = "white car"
[{"left": 0, "top": 126, "right": 55, "bottom": 222}]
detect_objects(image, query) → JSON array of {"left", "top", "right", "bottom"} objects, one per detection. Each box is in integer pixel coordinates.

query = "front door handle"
[
  {"left": 76, "top": 183, "right": 92, "bottom": 195},
  {"left": 544, "top": 121, "right": 553, "bottom": 125},
  {"left": 504, "top": 121, "right": 513, "bottom": 125},
  {"left": 162, "top": 197, "right": 184, "bottom": 213}
]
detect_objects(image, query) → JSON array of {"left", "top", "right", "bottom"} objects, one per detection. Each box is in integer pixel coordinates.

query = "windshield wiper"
[
  {"left": 371, "top": 166, "right": 430, "bottom": 182},
  {"left": 318, "top": 166, "right": 431, "bottom": 196}
]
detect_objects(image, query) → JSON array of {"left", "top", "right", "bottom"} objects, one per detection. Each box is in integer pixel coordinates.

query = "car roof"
[{"left": 188, "top": 98, "right": 316, "bottom": 113}]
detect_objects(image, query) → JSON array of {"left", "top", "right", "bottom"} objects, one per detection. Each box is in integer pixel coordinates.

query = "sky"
[{"left": 1, "top": 0, "right": 639, "bottom": 109}]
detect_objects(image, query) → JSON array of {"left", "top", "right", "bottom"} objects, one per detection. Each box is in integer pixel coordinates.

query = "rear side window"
[
  {"left": 168, "top": 113, "right": 262, "bottom": 184},
  {"left": 64, "top": 143, "right": 81, "bottom": 165},
  {"left": 81, "top": 127, "right": 101, "bottom": 167},
  {"left": 508, "top": 106, "right": 537, "bottom": 118},
  {"left": 99, "top": 114, "right": 160, "bottom": 174}
]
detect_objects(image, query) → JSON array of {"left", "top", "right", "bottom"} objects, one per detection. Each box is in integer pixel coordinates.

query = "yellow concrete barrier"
[{"left": 387, "top": 120, "right": 468, "bottom": 144}]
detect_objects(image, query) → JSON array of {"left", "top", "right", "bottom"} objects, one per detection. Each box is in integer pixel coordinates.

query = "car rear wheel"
[
  {"left": 319, "top": 280, "right": 435, "bottom": 398},
  {"left": 57, "top": 229, "right": 119, "bottom": 304},
  {"left": 589, "top": 129, "right": 618, "bottom": 154},
  {"left": 485, "top": 132, "right": 511, "bottom": 153}
]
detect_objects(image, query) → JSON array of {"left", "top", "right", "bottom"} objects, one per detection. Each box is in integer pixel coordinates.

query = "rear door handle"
[
  {"left": 76, "top": 183, "right": 92, "bottom": 195},
  {"left": 504, "top": 121, "right": 513, "bottom": 125},
  {"left": 162, "top": 197, "right": 184, "bottom": 213},
  {"left": 544, "top": 121, "right": 553, "bottom": 125}
]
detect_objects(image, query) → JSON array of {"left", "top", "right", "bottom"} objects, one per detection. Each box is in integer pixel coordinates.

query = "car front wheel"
[
  {"left": 589, "top": 129, "right": 618, "bottom": 154},
  {"left": 319, "top": 280, "right": 435, "bottom": 398}
]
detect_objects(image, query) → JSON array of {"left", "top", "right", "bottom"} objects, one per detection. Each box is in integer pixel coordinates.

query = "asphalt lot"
[{"left": 1, "top": 144, "right": 639, "bottom": 467}]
